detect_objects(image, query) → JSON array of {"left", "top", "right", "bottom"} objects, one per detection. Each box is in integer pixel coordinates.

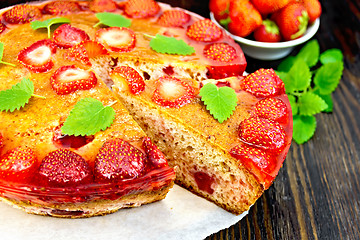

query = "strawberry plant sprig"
[
  {"left": 276, "top": 39, "right": 344, "bottom": 144},
  {"left": 31, "top": 17, "right": 70, "bottom": 38}
]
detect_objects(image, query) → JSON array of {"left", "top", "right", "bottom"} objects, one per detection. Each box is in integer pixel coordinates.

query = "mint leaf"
[
  {"left": 150, "top": 34, "right": 195, "bottom": 55},
  {"left": 293, "top": 115, "right": 317, "bottom": 144},
  {"left": 0, "top": 78, "right": 34, "bottom": 112},
  {"left": 94, "top": 12, "right": 131, "bottom": 28},
  {"left": 62, "top": 98, "right": 116, "bottom": 136},
  {"left": 288, "top": 95, "right": 298, "bottom": 115},
  {"left": 283, "top": 58, "right": 311, "bottom": 93},
  {"left": 0, "top": 43, "right": 15, "bottom": 67},
  {"left": 320, "top": 49, "right": 343, "bottom": 64},
  {"left": 277, "top": 56, "right": 296, "bottom": 72},
  {"left": 314, "top": 61, "right": 343, "bottom": 95},
  {"left": 298, "top": 92, "right": 328, "bottom": 116},
  {"left": 31, "top": 17, "right": 70, "bottom": 38},
  {"left": 199, "top": 83, "right": 237, "bottom": 123},
  {"left": 297, "top": 39, "right": 320, "bottom": 68},
  {"left": 314, "top": 90, "right": 333, "bottom": 113}
]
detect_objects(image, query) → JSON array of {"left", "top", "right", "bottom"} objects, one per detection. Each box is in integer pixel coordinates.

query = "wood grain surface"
[{"left": 0, "top": 0, "right": 359, "bottom": 239}]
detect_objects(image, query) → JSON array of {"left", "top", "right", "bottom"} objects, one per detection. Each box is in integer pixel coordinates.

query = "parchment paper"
[{"left": 0, "top": 185, "right": 248, "bottom": 240}]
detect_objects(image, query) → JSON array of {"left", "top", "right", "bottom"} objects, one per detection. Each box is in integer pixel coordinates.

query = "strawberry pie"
[{"left": 0, "top": 0, "right": 292, "bottom": 217}]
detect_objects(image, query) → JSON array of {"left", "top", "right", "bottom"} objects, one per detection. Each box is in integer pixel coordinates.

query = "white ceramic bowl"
[{"left": 210, "top": 12, "right": 320, "bottom": 60}]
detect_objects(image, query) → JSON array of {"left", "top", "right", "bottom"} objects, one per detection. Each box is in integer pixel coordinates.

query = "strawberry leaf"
[
  {"left": 0, "top": 43, "right": 15, "bottom": 67},
  {"left": 94, "top": 12, "right": 131, "bottom": 28},
  {"left": 199, "top": 83, "right": 237, "bottom": 123},
  {"left": 298, "top": 92, "right": 328, "bottom": 116},
  {"left": 320, "top": 49, "right": 343, "bottom": 64},
  {"left": 150, "top": 34, "right": 195, "bottom": 56},
  {"left": 31, "top": 17, "right": 70, "bottom": 38},
  {"left": 297, "top": 39, "right": 319, "bottom": 68},
  {"left": 314, "top": 61, "right": 343, "bottom": 95},
  {"left": 62, "top": 98, "right": 116, "bottom": 136},
  {"left": 0, "top": 78, "right": 34, "bottom": 112},
  {"left": 293, "top": 115, "right": 317, "bottom": 144}
]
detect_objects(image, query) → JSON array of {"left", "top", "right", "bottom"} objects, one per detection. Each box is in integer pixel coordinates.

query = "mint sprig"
[
  {"left": 0, "top": 78, "right": 44, "bottom": 112},
  {"left": 31, "top": 17, "right": 71, "bottom": 38},
  {"left": 276, "top": 39, "right": 344, "bottom": 144},
  {"left": 0, "top": 43, "right": 15, "bottom": 67},
  {"left": 149, "top": 34, "right": 195, "bottom": 56},
  {"left": 94, "top": 12, "right": 131, "bottom": 28},
  {"left": 199, "top": 83, "right": 237, "bottom": 123},
  {"left": 61, "top": 98, "right": 116, "bottom": 136}
]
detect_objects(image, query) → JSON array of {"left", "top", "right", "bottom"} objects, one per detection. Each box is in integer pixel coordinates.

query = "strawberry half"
[
  {"left": 53, "top": 24, "right": 90, "bottom": 49},
  {"left": 3, "top": 4, "right": 42, "bottom": 24},
  {"left": 152, "top": 76, "right": 196, "bottom": 108},
  {"left": 96, "top": 27, "right": 136, "bottom": 52},
  {"left": 110, "top": 66, "right": 145, "bottom": 95},
  {"left": 203, "top": 43, "right": 237, "bottom": 62},
  {"left": 124, "top": 0, "right": 160, "bottom": 18},
  {"left": 94, "top": 138, "right": 146, "bottom": 182},
  {"left": 0, "top": 146, "right": 37, "bottom": 183},
  {"left": 50, "top": 65, "right": 97, "bottom": 95},
  {"left": 17, "top": 39, "right": 57, "bottom": 73},
  {"left": 238, "top": 116, "right": 286, "bottom": 152},
  {"left": 65, "top": 40, "right": 109, "bottom": 66},
  {"left": 254, "top": 97, "right": 289, "bottom": 123},
  {"left": 142, "top": 137, "right": 168, "bottom": 169},
  {"left": 89, "top": 0, "right": 117, "bottom": 12},
  {"left": 186, "top": 19, "right": 222, "bottom": 42},
  {"left": 230, "top": 144, "right": 276, "bottom": 187},
  {"left": 39, "top": 149, "right": 92, "bottom": 187},
  {"left": 240, "top": 68, "right": 285, "bottom": 98},
  {"left": 42, "top": 1, "right": 81, "bottom": 15},
  {"left": 157, "top": 10, "right": 191, "bottom": 27}
]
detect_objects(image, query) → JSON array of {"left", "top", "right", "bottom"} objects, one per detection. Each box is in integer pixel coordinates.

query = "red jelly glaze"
[
  {"left": 163, "top": 65, "right": 174, "bottom": 75},
  {"left": 53, "top": 125, "right": 94, "bottom": 149},
  {"left": 194, "top": 171, "right": 215, "bottom": 194}
]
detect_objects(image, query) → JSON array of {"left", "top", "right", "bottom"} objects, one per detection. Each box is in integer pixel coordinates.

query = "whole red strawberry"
[
  {"left": 142, "top": 137, "right": 169, "bottom": 169},
  {"left": 299, "top": 0, "right": 322, "bottom": 24},
  {"left": 94, "top": 138, "right": 146, "bottom": 182},
  {"left": 254, "top": 97, "right": 289, "bottom": 123},
  {"left": 124, "top": 0, "right": 160, "bottom": 18},
  {"left": 157, "top": 10, "right": 191, "bottom": 28},
  {"left": 209, "top": 0, "right": 230, "bottom": 22},
  {"left": 273, "top": 2, "right": 309, "bottom": 41},
  {"left": 39, "top": 149, "right": 92, "bottom": 187},
  {"left": 186, "top": 19, "right": 223, "bottom": 42},
  {"left": 0, "top": 147, "right": 37, "bottom": 183},
  {"left": 110, "top": 66, "right": 145, "bottom": 95},
  {"left": 42, "top": 1, "right": 81, "bottom": 15},
  {"left": 203, "top": 43, "right": 237, "bottom": 63},
  {"left": 251, "top": 0, "right": 291, "bottom": 15},
  {"left": 3, "top": 4, "right": 42, "bottom": 24},
  {"left": 227, "top": 0, "right": 262, "bottom": 38},
  {"left": 65, "top": 40, "right": 109, "bottom": 66},
  {"left": 254, "top": 19, "right": 281, "bottom": 43}
]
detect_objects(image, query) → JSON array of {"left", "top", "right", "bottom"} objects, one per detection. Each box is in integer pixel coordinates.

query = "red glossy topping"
[
  {"left": 239, "top": 116, "right": 286, "bottom": 152},
  {"left": 203, "top": 43, "right": 237, "bottom": 62},
  {"left": 3, "top": 4, "right": 42, "bottom": 24},
  {"left": 194, "top": 171, "right": 215, "bottom": 194},
  {"left": 0, "top": 23, "right": 6, "bottom": 34},
  {"left": 95, "top": 138, "right": 146, "bottom": 182},
  {"left": 254, "top": 97, "right": 289, "bottom": 123},
  {"left": 152, "top": 76, "right": 196, "bottom": 108},
  {"left": 39, "top": 149, "right": 92, "bottom": 187},
  {"left": 17, "top": 39, "right": 57, "bottom": 73},
  {"left": 89, "top": 0, "right": 118, "bottom": 12},
  {"left": 162, "top": 66, "right": 174, "bottom": 76},
  {"left": 53, "top": 24, "right": 90, "bottom": 49},
  {"left": 124, "top": 0, "right": 160, "bottom": 18},
  {"left": 65, "top": 40, "right": 109, "bottom": 66},
  {"left": 157, "top": 10, "right": 191, "bottom": 27},
  {"left": 186, "top": 19, "right": 223, "bottom": 42},
  {"left": 0, "top": 133, "right": 3, "bottom": 151},
  {"left": 0, "top": 147, "right": 37, "bottom": 183},
  {"left": 96, "top": 27, "right": 136, "bottom": 52},
  {"left": 240, "top": 68, "right": 285, "bottom": 98},
  {"left": 110, "top": 66, "right": 145, "bottom": 95},
  {"left": 53, "top": 125, "right": 94, "bottom": 149},
  {"left": 142, "top": 137, "right": 168, "bottom": 169},
  {"left": 50, "top": 65, "right": 98, "bottom": 95},
  {"left": 42, "top": 1, "right": 81, "bottom": 15}
]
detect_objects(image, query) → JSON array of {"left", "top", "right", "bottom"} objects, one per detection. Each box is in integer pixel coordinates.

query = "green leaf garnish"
[
  {"left": 0, "top": 43, "right": 16, "bottom": 67},
  {"left": 149, "top": 34, "right": 195, "bottom": 56},
  {"left": 31, "top": 17, "right": 70, "bottom": 38},
  {"left": 94, "top": 12, "right": 131, "bottom": 28},
  {"left": 0, "top": 78, "right": 43, "bottom": 112},
  {"left": 199, "top": 83, "right": 237, "bottom": 123},
  {"left": 277, "top": 39, "right": 344, "bottom": 144},
  {"left": 61, "top": 98, "right": 116, "bottom": 136}
]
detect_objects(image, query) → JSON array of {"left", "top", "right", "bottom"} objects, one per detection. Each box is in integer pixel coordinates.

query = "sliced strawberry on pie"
[
  {"left": 254, "top": 97, "right": 289, "bottom": 123},
  {"left": 110, "top": 66, "right": 145, "bottom": 95},
  {"left": 0, "top": 146, "right": 37, "bottom": 183},
  {"left": 0, "top": 23, "right": 6, "bottom": 34},
  {"left": 124, "top": 0, "right": 161, "bottom": 18},
  {"left": 157, "top": 10, "right": 191, "bottom": 27},
  {"left": 238, "top": 116, "right": 286, "bottom": 152},
  {"left": 42, "top": 1, "right": 81, "bottom": 15},
  {"left": 3, "top": 4, "right": 42, "bottom": 24},
  {"left": 240, "top": 68, "right": 285, "bottom": 98},
  {"left": 38, "top": 149, "right": 92, "bottom": 187},
  {"left": 94, "top": 138, "right": 146, "bottom": 182},
  {"left": 53, "top": 24, "right": 90, "bottom": 49},
  {"left": 89, "top": 0, "right": 118, "bottom": 12},
  {"left": 229, "top": 144, "right": 277, "bottom": 188},
  {"left": 152, "top": 76, "right": 196, "bottom": 108},
  {"left": 142, "top": 137, "right": 168, "bottom": 169},
  {"left": 17, "top": 39, "right": 57, "bottom": 73},
  {"left": 96, "top": 27, "right": 136, "bottom": 52},
  {"left": 186, "top": 19, "right": 223, "bottom": 42},
  {"left": 50, "top": 65, "right": 98, "bottom": 95},
  {"left": 65, "top": 40, "right": 109, "bottom": 66},
  {"left": 0, "top": 133, "right": 3, "bottom": 151}
]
